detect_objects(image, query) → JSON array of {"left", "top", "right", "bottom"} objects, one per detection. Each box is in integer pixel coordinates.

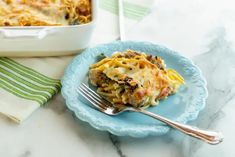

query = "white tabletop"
[{"left": 1, "top": 0, "right": 235, "bottom": 156}]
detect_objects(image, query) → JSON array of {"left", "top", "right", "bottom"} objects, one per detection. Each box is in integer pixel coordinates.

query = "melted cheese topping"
[
  {"left": 89, "top": 50, "right": 185, "bottom": 109},
  {"left": 0, "top": 0, "right": 91, "bottom": 26}
]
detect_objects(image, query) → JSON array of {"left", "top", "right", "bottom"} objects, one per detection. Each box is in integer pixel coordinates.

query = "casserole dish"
[{"left": 0, "top": 0, "right": 97, "bottom": 57}]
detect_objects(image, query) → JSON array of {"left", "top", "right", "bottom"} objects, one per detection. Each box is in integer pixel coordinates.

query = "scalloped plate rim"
[{"left": 61, "top": 41, "right": 208, "bottom": 138}]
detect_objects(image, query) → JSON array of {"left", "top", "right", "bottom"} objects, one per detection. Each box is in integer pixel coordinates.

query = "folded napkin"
[{"left": 0, "top": 0, "right": 156, "bottom": 123}]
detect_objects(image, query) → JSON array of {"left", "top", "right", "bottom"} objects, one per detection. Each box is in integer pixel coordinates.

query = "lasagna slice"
[{"left": 89, "top": 50, "right": 184, "bottom": 109}]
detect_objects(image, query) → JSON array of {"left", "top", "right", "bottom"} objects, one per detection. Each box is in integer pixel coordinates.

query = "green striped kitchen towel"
[{"left": 0, "top": 0, "right": 156, "bottom": 123}]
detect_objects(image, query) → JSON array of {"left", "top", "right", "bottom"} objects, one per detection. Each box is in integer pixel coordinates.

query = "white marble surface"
[{"left": 1, "top": 0, "right": 235, "bottom": 156}]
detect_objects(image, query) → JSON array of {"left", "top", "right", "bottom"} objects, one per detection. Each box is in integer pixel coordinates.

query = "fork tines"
[{"left": 77, "top": 83, "right": 113, "bottom": 111}]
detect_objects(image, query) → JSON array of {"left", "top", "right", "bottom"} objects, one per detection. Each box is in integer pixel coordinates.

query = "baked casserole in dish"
[
  {"left": 0, "top": 0, "right": 91, "bottom": 26},
  {"left": 0, "top": 0, "right": 96, "bottom": 57}
]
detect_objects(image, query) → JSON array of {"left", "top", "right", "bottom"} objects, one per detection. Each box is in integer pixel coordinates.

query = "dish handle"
[{"left": 0, "top": 27, "right": 61, "bottom": 39}]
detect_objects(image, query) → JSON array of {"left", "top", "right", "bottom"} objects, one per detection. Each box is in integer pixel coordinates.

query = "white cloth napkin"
[{"left": 0, "top": 0, "right": 156, "bottom": 123}]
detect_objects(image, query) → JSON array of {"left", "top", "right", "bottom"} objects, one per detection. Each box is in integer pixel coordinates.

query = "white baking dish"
[{"left": 0, "top": 0, "right": 97, "bottom": 57}]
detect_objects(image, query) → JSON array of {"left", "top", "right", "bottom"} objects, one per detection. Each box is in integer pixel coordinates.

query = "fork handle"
[{"left": 133, "top": 108, "right": 223, "bottom": 145}]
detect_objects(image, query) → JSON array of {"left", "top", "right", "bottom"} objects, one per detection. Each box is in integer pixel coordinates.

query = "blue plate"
[{"left": 61, "top": 41, "right": 208, "bottom": 137}]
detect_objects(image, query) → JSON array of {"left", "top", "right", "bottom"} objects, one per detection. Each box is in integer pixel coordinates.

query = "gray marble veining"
[
  {"left": 182, "top": 27, "right": 235, "bottom": 157},
  {"left": 109, "top": 134, "right": 127, "bottom": 157},
  {"left": 19, "top": 150, "right": 31, "bottom": 157}
]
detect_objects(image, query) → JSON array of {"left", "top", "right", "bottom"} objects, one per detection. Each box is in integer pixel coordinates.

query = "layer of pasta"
[{"left": 89, "top": 50, "right": 185, "bottom": 109}]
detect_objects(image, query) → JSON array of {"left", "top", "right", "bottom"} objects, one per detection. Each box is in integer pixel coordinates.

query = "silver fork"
[{"left": 78, "top": 83, "right": 223, "bottom": 145}]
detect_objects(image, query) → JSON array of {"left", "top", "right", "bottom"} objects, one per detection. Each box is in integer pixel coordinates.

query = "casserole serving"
[
  {"left": 89, "top": 49, "right": 184, "bottom": 109},
  {"left": 0, "top": 0, "right": 97, "bottom": 57}
]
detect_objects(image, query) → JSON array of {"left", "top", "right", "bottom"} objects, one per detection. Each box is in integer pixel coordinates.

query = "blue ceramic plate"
[{"left": 61, "top": 41, "right": 208, "bottom": 137}]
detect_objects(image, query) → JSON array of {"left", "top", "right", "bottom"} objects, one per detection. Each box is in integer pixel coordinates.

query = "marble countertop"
[{"left": 1, "top": 0, "right": 235, "bottom": 157}]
